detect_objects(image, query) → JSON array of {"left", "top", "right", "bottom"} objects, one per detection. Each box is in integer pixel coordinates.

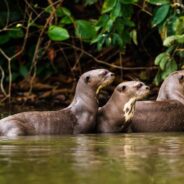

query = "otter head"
[
  {"left": 116, "top": 81, "right": 150, "bottom": 100},
  {"left": 116, "top": 81, "right": 150, "bottom": 122},
  {"left": 81, "top": 69, "right": 115, "bottom": 94},
  {"left": 166, "top": 70, "right": 184, "bottom": 95},
  {"left": 168, "top": 70, "right": 184, "bottom": 87},
  {"left": 158, "top": 70, "right": 184, "bottom": 101}
]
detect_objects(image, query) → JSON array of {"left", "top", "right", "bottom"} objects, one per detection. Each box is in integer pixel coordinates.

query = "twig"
[
  {"left": 61, "top": 42, "right": 158, "bottom": 70},
  {"left": 0, "top": 66, "right": 7, "bottom": 96},
  {"left": 30, "top": 0, "right": 63, "bottom": 25},
  {"left": 72, "top": 38, "right": 84, "bottom": 73},
  {"left": 24, "top": 0, "right": 39, "bottom": 16},
  {"left": 59, "top": 48, "right": 75, "bottom": 78},
  {"left": 0, "top": 13, "right": 31, "bottom": 100},
  {"left": 28, "top": 0, "right": 56, "bottom": 94}
]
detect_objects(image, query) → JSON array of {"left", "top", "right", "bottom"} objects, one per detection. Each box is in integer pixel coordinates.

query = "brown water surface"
[{"left": 0, "top": 133, "right": 184, "bottom": 184}]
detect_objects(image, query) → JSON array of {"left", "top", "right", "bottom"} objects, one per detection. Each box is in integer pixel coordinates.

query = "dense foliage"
[{"left": 0, "top": 0, "right": 184, "bottom": 103}]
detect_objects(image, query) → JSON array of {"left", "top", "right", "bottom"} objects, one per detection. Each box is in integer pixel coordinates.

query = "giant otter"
[
  {"left": 0, "top": 69, "right": 115, "bottom": 136},
  {"left": 131, "top": 70, "right": 184, "bottom": 132},
  {"left": 96, "top": 81, "right": 150, "bottom": 133},
  {"left": 157, "top": 70, "right": 184, "bottom": 104}
]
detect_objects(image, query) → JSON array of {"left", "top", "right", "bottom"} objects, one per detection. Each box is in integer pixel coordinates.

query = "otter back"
[{"left": 131, "top": 101, "right": 184, "bottom": 132}]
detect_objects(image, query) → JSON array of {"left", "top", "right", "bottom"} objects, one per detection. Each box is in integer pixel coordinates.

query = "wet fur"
[
  {"left": 131, "top": 70, "right": 184, "bottom": 132},
  {"left": 96, "top": 81, "right": 149, "bottom": 133},
  {"left": 0, "top": 69, "right": 114, "bottom": 136},
  {"left": 157, "top": 70, "right": 184, "bottom": 104},
  {"left": 131, "top": 101, "right": 184, "bottom": 132},
  {"left": 0, "top": 109, "right": 76, "bottom": 136}
]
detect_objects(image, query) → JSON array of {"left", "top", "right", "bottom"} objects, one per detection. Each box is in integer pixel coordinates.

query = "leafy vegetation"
[
  {"left": 152, "top": 0, "right": 184, "bottom": 84},
  {"left": 0, "top": 0, "right": 183, "bottom": 103}
]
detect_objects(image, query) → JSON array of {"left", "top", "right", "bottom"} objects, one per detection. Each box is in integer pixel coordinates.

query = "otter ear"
[
  {"left": 178, "top": 75, "right": 184, "bottom": 83},
  {"left": 85, "top": 75, "right": 90, "bottom": 83},
  {"left": 117, "top": 85, "right": 126, "bottom": 92}
]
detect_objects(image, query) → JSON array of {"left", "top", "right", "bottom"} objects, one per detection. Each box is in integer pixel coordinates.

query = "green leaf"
[
  {"left": 95, "top": 15, "right": 109, "bottom": 31},
  {"left": 147, "top": 0, "right": 170, "bottom": 5},
  {"left": 44, "top": 6, "right": 52, "bottom": 14},
  {"left": 114, "top": 19, "right": 125, "bottom": 35},
  {"left": 91, "top": 34, "right": 105, "bottom": 44},
  {"left": 161, "top": 59, "right": 177, "bottom": 79},
  {"left": 110, "top": 1, "right": 122, "bottom": 19},
  {"left": 154, "top": 57, "right": 177, "bottom": 85},
  {"left": 102, "top": 0, "right": 117, "bottom": 14},
  {"left": 173, "top": 16, "right": 184, "bottom": 35},
  {"left": 0, "top": 33, "right": 10, "bottom": 45},
  {"left": 91, "top": 34, "right": 106, "bottom": 50},
  {"left": 56, "top": 7, "right": 71, "bottom": 17},
  {"left": 176, "top": 35, "right": 184, "bottom": 44},
  {"left": 97, "top": 38, "right": 105, "bottom": 50},
  {"left": 154, "top": 70, "right": 162, "bottom": 86},
  {"left": 120, "top": 0, "right": 138, "bottom": 4},
  {"left": 163, "top": 35, "right": 184, "bottom": 47},
  {"left": 130, "top": 29, "right": 138, "bottom": 45},
  {"left": 163, "top": 35, "right": 176, "bottom": 46},
  {"left": 170, "top": 59, "right": 177, "bottom": 71},
  {"left": 75, "top": 20, "right": 96, "bottom": 41},
  {"left": 159, "top": 56, "right": 168, "bottom": 70},
  {"left": 48, "top": 25, "right": 70, "bottom": 41},
  {"left": 8, "top": 28, "right": 24, "bottom": 39},
  {"left": 105, "top": 37, "right": 112, "bottom": 47},
  {"left": 104, "top": 19, "right": 114, "bottom": 32},
  {"left": 112, "top": 33, "right": 124, "bottom": 48},
  {"left": 45, "top": 6, "right": 71, "bottom": 17},
  {"left": 152, "top": 4, "right": 170, "bottom": 27},
  {"left": 84, "top": 0, "right": 98, "bottom": 6},
  {"left": 60, "top": 16, "right": 73, "bottom": 25},
  {"left": 154, "top": 53, "right": 168, "bottom": 65}
]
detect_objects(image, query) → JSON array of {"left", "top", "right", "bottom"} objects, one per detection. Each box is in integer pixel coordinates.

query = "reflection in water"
[{"left": 0, "top": 134, "right": 184, "bottom": 184}]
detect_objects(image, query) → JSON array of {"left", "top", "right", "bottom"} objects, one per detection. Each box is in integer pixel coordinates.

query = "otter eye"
[
  {"left": 136, "top": 83, "right": 143, "bottom": 89},
  {"left": 85, "top": 76, "right": 90, "bottom": 83}
]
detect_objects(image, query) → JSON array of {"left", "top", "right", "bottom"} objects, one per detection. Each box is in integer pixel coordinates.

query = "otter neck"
[
  {"left": 69, "top": 79, "right": 98, "bottom": 111},
  {"left": 104, "top": 92, "right": 131, "bottom": 123}
]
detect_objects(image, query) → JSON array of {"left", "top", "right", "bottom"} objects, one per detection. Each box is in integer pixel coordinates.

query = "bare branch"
[
  {"left": 61, "top": 43, "right": 158, "bottom": 70},
  {"left": 0, "top": 66, "right": 7, "bottom": 96}
]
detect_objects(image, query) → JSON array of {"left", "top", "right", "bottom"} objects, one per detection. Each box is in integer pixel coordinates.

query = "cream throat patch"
[{"left": 123, "top": 97, "right": 137, "bottom": 122}]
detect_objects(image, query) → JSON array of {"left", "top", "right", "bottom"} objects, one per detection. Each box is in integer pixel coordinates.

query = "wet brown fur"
[
  {"left": 131, "top": 70, "right": 184, "bottom": 132},
  {"left": 0, "top": 69, "right": 115, "bottom": 136}
]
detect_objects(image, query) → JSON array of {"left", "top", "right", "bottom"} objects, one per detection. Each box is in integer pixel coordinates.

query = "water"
[{"left": 0, "top": 133, "right": 184, "bottom": 184}]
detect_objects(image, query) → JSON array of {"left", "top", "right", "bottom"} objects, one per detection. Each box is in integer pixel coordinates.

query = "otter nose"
[{"left": 146, "top": 86, "right": 150, "bottom": 90}]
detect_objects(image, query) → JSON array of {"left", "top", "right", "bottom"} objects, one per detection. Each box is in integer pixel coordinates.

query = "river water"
[{"left": 0, "top": 133, "right": 184, "bottom": 184}]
